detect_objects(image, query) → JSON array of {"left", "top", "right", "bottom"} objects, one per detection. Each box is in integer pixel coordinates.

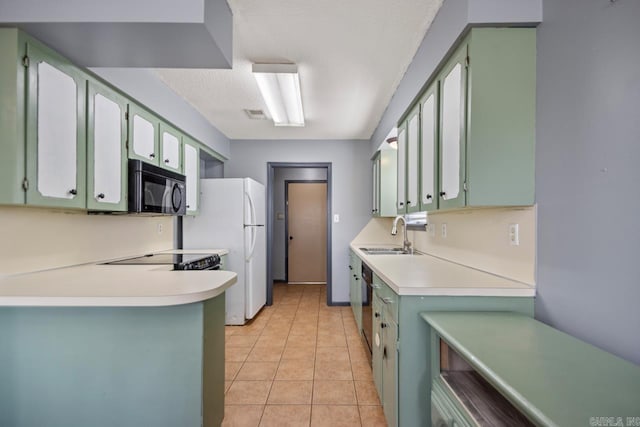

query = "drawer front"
[{"left": 372, "top": 273, "right": 398, "bottom": 323}]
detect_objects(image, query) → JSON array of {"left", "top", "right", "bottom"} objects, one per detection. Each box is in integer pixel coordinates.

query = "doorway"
[
  {"left": 286, "top": 181, "right": 327, "bottom": 284},
  {"left": 266, "top": 162, "right": 332, "bottom": 306}
]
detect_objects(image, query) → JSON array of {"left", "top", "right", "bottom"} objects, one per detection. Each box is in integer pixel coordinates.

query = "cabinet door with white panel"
[
  {"left": 159, "top": 122, "right": 183, "bottom": 173},
  {"left": 183, "top": 137, "right": 200, "bottom": 215},
  {"left": 25, "top": 39, "right": 87, "bottom": 209},
  {"left": 405, "top": 106, "right": 420, "bottom": 213},
  {"left": 128, "top": 103, "right": 159, "bottom": 164},
  {"left": 396, "top": 123, "right": 407, "bottom": 214},
  {"left": 419, "top": 81, "right": 439, "bottom": 212},
  {"left": 438, "top": 43, "right": 467, "bottom": 210},
  {"left": 86, "top": 79, "right": 128, "bottom": 211}
]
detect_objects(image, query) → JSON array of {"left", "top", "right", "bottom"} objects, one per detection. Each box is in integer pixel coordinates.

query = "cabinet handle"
[
  {"left": 439, "top": 191, "right": 446, "bottom": 197},
  {"left": 383, "top": 346, "right": 388, "bottom": 359},
  {"left": 382, "top": 297, "right": 394, "bottom": 304},
  {"left": 425, "top": 194, "right": 432, "bottom": 200},
  {"left": 68, "top": 189, "right": 77, "bottom": 195},
  {"left": 97, "top": 193, "right": 105, "bottom": 199},
  {"left": 164, "top": 159, "right": 170, "bottom": 164},
  {"left": 149, "top": 153, "right": 156, "bottom": 159}
]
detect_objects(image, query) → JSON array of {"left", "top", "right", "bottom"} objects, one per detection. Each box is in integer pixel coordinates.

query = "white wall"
[
  {"left": 0, "top": 206, "right": 173, "bottom": 276},
  {"left": 272, "top": 167, "right": 327, "bottom": 281},
  {"left": 225, "top": 139, "right": 371, "bottom": 303}
]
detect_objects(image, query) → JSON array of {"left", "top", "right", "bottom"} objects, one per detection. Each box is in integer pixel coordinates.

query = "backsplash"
[
  {"left": 0, "top": 206, "right": 173, "bottom": 276},
  {"left": 354, "top": 207, "right": 536, "bottom": 285}
]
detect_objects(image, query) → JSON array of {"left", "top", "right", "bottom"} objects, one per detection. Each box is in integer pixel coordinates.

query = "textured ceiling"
[{"left": 155, "top": 0, "right": 443, "bottom": 140}]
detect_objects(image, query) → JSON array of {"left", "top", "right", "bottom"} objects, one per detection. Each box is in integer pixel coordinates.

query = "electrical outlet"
[
  {"left": 157, "top": 223, "right": 163, "bottom": 234},
  {"left": 509, "top": 223, "right": 519, "bottom": 246},
  {"left": 441, "top": 223, "right": 447, "bottom": 238}
]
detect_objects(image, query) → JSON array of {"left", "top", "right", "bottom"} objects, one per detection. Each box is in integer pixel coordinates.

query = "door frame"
[
  {"left": 284, "top": 180, "right": 328, "bottom": 284},
  {"left": 267, "top": 162, "right": 333, "bottom": 306}
]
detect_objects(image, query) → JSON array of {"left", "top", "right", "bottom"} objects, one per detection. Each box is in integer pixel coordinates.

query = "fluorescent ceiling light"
[{"left": 252, "top": 63, "right": 305, "bottom": 127}]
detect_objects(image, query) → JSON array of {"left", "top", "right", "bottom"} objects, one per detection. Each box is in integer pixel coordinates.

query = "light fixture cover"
[{"left": 252, "top": 63, "right": 305, "bottom": 127}]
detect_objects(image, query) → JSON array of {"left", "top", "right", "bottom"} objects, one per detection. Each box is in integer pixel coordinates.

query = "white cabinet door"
[
  {"left": 92, "top": 93, "right": 123, "bottom": 205},
  {"left": 396, "top": 125, "right": 406, "bottom": 213},
  {"left": 406, "top": 109, "right": 419, "bottom": 212},
  {"left": 36, "top": 62, "right": 78, "bottom": 199},
  {"left": 161, "top": 130, "right": 181, "bottom": 171},
  {"left": 372, "top": 156, "right": 379, "bottom": 215},
  {"left": 129, "top": 104, "right": 160, "bottom": 165},
  {"left": 420, "top": 86, "right": 438, "bottom": 211},
  {"left": 439, "top": 45, "right": 467, "bottom": 209},
  {"left": 184, "top": 141, "right": 199, "bottom": 214}
]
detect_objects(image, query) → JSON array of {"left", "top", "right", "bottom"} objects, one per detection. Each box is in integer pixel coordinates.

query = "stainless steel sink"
[{"left": 359, "top": 247, "right": 420, "bottom": 255}]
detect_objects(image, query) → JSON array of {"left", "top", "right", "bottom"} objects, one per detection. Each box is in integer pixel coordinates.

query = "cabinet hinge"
[
  {"left": 124, "top": 111, "right": 129, "bottom": 121},
  {"left": 22, "top": 55, "right": 30, "bottom": 68},
  {"left": 465, "top": 55, "right": 470, "bottom": 69},
  {"left": 463, "top": 181, "right": 467, "bottom": 192},
  {"left": 22, "top": 177, "right": 29, "bottom": 191}
]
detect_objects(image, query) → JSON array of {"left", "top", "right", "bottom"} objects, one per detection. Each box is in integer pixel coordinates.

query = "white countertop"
[
  {"left": 0, "top": 249, "right": 236, "bottom": 307},
  {"left": 351, "top": 243, "right": 534, "bottom": 297}
]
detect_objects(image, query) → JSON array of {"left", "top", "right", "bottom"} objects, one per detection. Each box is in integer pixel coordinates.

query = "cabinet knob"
[
  {"left": 399, "top": 202, "right": 404, "bottom": 206},
  {"left": 374, "top": 312, "right": 380, "bottom": 318},
  {"left": 381, "top": 322, "right": 387, "bottom": 329},
  {"left": 425, "top": 194, "right": 432, "bottom": 200},
  {"left": 97, "top": 193, "right": 105, "bottom": 199},
  {"left": 439, "top": 191, "right": 446, "bottom": 197},
  {"left": 355, "top": 277, "right": 359, "bottom": 281},
  {"left": 407, "top": 200, "right": 411, "bottom": 205},
  {"left": 69, "top": 189, "right": 77, "bottom": 195},
  {"left": 149, "top": 153, "right": 156, "bottom": 159},
  {"left": 164, "top": 159, "right": 170, "bottom": 164},
  {"left": 349, "top": 266, "right": 353, "bottom": 270},
  {"left": 186, "top": 205, "right": 191, "bottom": 209}
]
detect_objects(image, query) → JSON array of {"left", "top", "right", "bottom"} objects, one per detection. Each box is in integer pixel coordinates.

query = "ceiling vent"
[{"left": 244, "top": 109, "right": 268, "bottom": 120}]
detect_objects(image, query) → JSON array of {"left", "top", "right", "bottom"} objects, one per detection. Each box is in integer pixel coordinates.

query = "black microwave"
[{"left": 128, "top": 159, "right": 186, "bottom": 215}]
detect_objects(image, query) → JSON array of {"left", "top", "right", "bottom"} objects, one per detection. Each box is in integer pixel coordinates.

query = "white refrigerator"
[{"left": 183, "top": 178, "right": 266, "bottom": 325}]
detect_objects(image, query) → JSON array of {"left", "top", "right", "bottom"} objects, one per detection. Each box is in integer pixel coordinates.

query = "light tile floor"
[{"left": 222, "top": 283, "right": 387, "bottom": 426}]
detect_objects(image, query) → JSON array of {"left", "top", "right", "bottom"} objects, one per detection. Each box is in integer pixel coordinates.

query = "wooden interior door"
[{"left": 287, "top": 182, "right": 327, "bottom": 283}]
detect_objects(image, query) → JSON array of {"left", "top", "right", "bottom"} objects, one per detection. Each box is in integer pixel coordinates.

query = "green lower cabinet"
[
  {"left": 370, "top": 273, "right": 533, "bottom": 427},
  {"left": 0, "top": 294, "right": 227, "bottom": 427},
  {"left": 349, "top": 250, "right": 362, "bottom": 332}
]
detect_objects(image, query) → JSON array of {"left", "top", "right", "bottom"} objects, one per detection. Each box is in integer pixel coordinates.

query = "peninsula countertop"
[
  {"left": 0, "top": 249, "right": 236, "bottom": 307},
  {"left": 351, "top": 243, "right": 534, "bottom": 297}
]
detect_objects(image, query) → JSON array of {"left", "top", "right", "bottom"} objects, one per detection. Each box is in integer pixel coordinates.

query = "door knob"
[{"left": 289, "top": 236, "right": 294, "bottom": 240}]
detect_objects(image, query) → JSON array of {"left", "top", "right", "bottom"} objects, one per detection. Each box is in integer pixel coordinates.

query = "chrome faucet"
[{"left": 391, "top": 215, "right": 413, "bottom": 254}]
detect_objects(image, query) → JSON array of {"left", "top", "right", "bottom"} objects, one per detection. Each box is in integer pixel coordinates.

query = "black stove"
[{"left": 105, "top": 253, "right": 221, "bottom": 270}]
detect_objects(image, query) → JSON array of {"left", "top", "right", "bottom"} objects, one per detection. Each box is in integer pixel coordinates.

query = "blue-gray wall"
[
  {"left": 225, "top": 140, "right": 371, "bottom": 303},
  {"left": 535, "top": 0, "right": 640, "bottom": 364}
]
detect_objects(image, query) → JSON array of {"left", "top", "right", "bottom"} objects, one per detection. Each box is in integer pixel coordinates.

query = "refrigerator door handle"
[
  {"left": 245, "top": 191, "right": 257, "bottom": 226},
  {"left": 245, "top": 191, "right": 258, "bottom": 262}
]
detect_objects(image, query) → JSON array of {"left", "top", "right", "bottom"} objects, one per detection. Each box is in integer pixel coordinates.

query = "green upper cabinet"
[
  {"left": 419, "top": 81, "right": 439, "bottom": 212},
  {"left": 128, "top": 103, "right": 160, "bottom": 165},
  {"left": 395, "top": 122, "right": 407, "bottom": 214},
  {"left": 405, "top": 106, "right": 420, "bottom": 213},
  {"left": 397, "top": 27, "right": 536, "bottom": 213},
  {"left": 183, "top": 136, "right": 200, "bottom": 215},
  {"left": 464, "top": 28, "right": 536, "bottom": 206},
  {"left": 25, "top": 38, "right": 87, "bottom": 209},
  {"left": 159, "top": 121, "right": 183, "bottom": 173},
  {"left": 372, "top": 149, "right": 397, "bottom": 217},
  {"left": 0, "top": 28, "right": 27, "bottom": 205},
  {"left": 86, "top": 79, "right": 128, "bottom": 211},
  {"left": 437, "top": 42, "right": 468, "bottom": 210}
]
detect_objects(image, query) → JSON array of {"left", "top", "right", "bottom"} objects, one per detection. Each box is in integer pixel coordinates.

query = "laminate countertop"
[
  {"left": 351, "top": 243, "right": 534, "bottom": 297},
  {"left": 0, "top": 249, "right": 236, "bottom": 307}
]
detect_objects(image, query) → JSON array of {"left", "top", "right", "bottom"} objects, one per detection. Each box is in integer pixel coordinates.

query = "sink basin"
[{"left": 359, "top": 247, "right": 420, "bottom": 255}]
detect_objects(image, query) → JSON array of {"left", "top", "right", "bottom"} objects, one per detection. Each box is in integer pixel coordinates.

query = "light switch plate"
[
  {"left": 509, "top": 223, "right": 520, "bottom": 246},
  {"left": 333, "top": 214, "right": 340, "bottom": 223}
]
